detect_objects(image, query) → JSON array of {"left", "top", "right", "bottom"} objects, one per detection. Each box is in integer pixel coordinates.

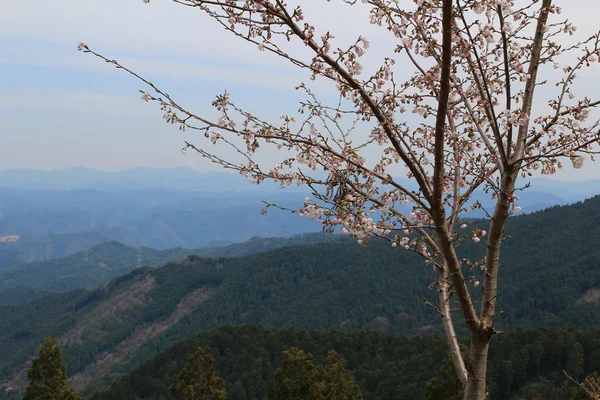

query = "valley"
[{"left": 1, "top": 195, "right": 600, "bottom": 399}]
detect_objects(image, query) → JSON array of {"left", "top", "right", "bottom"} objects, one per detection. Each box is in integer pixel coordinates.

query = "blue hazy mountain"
[
  {"left": 2, "top": 166, "right": 598, "bottom": 198},
  {"left": 0, "top": 167, "right": 305, "bottom": 192},
  {"left": 1, "top": 168, "right": 598, "bottom": 252}
]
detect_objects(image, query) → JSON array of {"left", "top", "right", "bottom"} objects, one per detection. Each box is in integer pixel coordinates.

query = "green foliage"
[
  {"left": 3, "top": 198, "right": 600, "bottom": 398},
  {"left": 170, "top": 347, "right": 227, "bottom": 400},
  {"left": 194, "top": 232, "right": 352, "bottom": 259},
  {"left": 311, "top": 350, "right": 363, "bottom": 400},
  {"left": 90, "top": 326, "right": 600, "bottom": 400},
  {"left": 567, "top": 342, "right": 586, "bottom": 381},
  {"left": 0, "top": 241, "right": 194, "bottom": 293},
  {"left": 270, "top": 347, "right": 362, "bottom": 400},
  {"left": 425, "top": 344, "right": 469, "bottom": 400},
  {"left": 269, "top": 347, "right": 317, "bottom": 400},
  {"left": 0, "top": 232, "right": 348, "bottom": 298},
  {"left": 23, "top": 338, "right": 82, "bottom": 400},
  {"left": 0, "top": 290, "right": 88, "bottom": 383},
  {"left": 0, "top": 287, "right": 50, "bottom": 306}
]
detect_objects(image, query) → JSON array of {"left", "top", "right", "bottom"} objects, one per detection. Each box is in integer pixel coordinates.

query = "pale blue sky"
[{"left": 1, "top": 0, "right": 599, "bottom": 181}]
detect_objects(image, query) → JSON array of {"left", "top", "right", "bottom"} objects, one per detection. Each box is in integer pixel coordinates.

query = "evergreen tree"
[
  {"left": 269, "top": 347, "right": 318, "bottom": 400},
  {"left": 170, "top": 347, "right": 227, "bottom": 400},
  {"left": 23, "top": 337, "right": 82, "bottom": 400},
  {"left": 425, "top": 344, "right": 469, "bottom": 400},
  {"left": 270, "top": 347, "right": 362, "bottom": 400},
  {"left": 310, "top": 350, "right": 363, "bottom": 400},
  {"left": 567, "top": 343, "right": 586, "bottom": 381}
]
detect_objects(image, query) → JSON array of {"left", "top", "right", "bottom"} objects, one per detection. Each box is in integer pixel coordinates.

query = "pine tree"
[
  {"left": 269, "top": 347, "right": 319, "bottom": 400},
  {"left": 425, "top": 344, "right": 470, "bottom": 400},
  {"left": 567, "top": 343, "right": 586, "bottom": 381},
  {"left": 310, "top": 350, "right": 363, "bottom": 400},
  {"left": 23, "top": 337, "right": 82, "bottom": 400},
  {"left": 170, "top": 347, "right": 227, "bottom": 400},
  {"left": 270, "top": 347, "right": 363, "bottom": 400}
]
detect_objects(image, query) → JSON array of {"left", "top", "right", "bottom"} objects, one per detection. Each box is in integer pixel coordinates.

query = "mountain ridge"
[
  {"left": 0, "top": 232, "right": 351, "bottom": 300},
  {"left": 1, "top": 196, "right": 599, "bottom": 397}
]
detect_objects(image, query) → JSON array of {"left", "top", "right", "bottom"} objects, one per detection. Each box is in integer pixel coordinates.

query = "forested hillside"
[
  {"left": 0, "top": 197, "right": 599, "bottom": 397},
  {"left": 0, "top": 287, "right": 50, "bottom": 306},
  {"left": 0, "top": 232, "right": 351, "bottom": 302},
  {"left": 0, "top": 241, "right": 192, "bottom": 293},
  {"left": 0, "top": 232, "right": 110, "bottom": 267},
  {"left": 90, "top": 325, "right": 600, "bottom": 400}
]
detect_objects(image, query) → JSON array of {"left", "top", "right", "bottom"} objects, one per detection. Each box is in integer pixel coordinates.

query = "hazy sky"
[{"left": 1, "top": 0, "right": 599, "bottom": 181}]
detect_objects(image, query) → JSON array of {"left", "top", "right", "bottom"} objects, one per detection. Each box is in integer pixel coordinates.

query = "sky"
[{"left": 1, "top": 0, "right": 599, "bottom": 181}]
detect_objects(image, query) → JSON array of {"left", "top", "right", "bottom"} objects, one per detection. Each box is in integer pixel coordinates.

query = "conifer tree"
[
  {"left": 170, "top": 347, "right": 227, "bottom": 400},
  {"left": 23, "top": 337, "right": 82, "bottom": 400},
  {"left": 426, "top": 344, "right": 470, "bottom": 400},
  {"left": 311, "top": 350, "right": 363, "bottom": 400},
  {"left": 270, "top": 347, "right": 319, "bottom": 400},
  {"left": 270, "top": 347, "right": 362, "bottom": 400}
]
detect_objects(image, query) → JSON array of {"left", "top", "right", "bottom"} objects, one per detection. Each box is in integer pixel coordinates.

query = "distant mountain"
[
  {"left": 0, "top": 167, "right": 304, "bottom": 192},
  {"left": 0, "top": 204, "right": 98, "bottom": 237},
  {"left": 0, "top": 241, "right": 192, "bottom": 294},
  {"left": 1, "top": 196, "right": 600, "bottom": 397},
  {"left": 0, "top": 187, "right": 144, "bottom": 226},
  {"left": 1, "top": 169, "right": 599, "bottom": 252},
  {"left": 2, "top": 166, "right": 599, "bottom": 196},
  {"left": 0, "top": 232, "right": 350, "bottom": 297},
  {"left": 520, "top": 177, "right": 600, "bottom": 201},
  {"left": 0, "top": 231, "right": 110, "bottom": 265},
  {"left": 468, "top": 189, "right": 570, "bottom": 215},
  {"left": 0, "top": 287, "right": 50, "bottom": 306},
  {"left": 0, "top": 187, "right": 322, "bottom": 250},
  {"left": 100, "top": 202, "right": 320, "bottom": 249},
  {"left": 194, "top": 231, "right": 352, "bottom": 258},
  {"left": 0, "top": 248, "right": 28, "bottom": 271}
]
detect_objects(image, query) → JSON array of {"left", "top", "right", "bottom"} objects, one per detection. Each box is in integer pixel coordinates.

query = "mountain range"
[
  {"left": 2, "top": 168, "right": 599, "bottom": 257},
  {"left": 0, "top": 186, "right": 320, "bottom": 251},
  {"left": 2, "top": 167, "right": 600, "bottom": 202},
  {"left": 1, "top": 196, "right": 600, "bottom": 398},
  {"left": 0, "top": 233, "right": 351, "bottom": 299},
  {"left": 0, "top": 168, "right": 305, "bottom": 192}
]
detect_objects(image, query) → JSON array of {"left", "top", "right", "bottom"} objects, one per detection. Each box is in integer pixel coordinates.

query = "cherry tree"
[{"left": 80, "top": 0, "right": 600, "bottom": 398}]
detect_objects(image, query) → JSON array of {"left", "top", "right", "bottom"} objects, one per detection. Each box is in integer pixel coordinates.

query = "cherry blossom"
[{"left": 82, "top": 1, "right": 600, "bottom": 398}]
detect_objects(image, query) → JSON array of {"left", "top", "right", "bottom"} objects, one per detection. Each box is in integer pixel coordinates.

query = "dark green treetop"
[
  {"left": 425, "top": 344, "right": 470, "bottom": 400},
  {"left": 170, "top": 347, "right": 227, "bottom": 400},
  {"left": 23, "top": 337, "right": 82, "bottom": 400},
  {"left": 270, "top": 347, "right": 362, "bottom": 400}
]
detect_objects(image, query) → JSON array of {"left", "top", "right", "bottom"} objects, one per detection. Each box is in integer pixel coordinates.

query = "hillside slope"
[
  {"left": 0, "top": 232, "right": 351, "bottom": 300},
  {"left": 89, "top": 325, "right": 600, "bottom": 400},
  {"left": 0, "top": 241, "right": 192, "bottom": 294},
  {"left": 0, "top": 196, "right": 599, "bottom": 396}
]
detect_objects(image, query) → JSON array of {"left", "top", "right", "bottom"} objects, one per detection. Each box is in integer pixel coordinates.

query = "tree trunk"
[
  {"left": 438, "top": 276, "right": 468, "bottom": 386},
  {"left": 463, "top": 333, "right": 492, "bottom": 399},
  {"left": 461, "top": 172, "right": 517, "bottom": 399}
]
